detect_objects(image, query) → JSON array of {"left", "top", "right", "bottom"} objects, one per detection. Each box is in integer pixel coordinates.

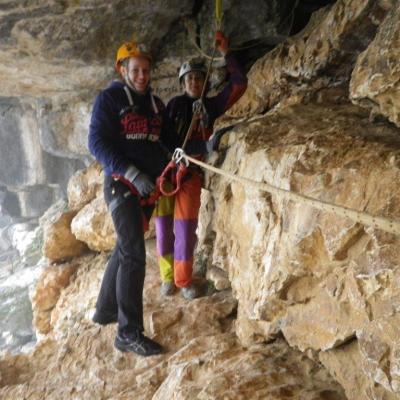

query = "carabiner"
[{"left": 172, "top": 148, "right": 189, "bottom": 167}]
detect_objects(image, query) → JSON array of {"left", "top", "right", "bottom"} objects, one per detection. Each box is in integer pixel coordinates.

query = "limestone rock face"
[
  {"left": 357, "top": 315, "right": 400, "bottom": 394},
  {"left": 71, "top": 195, "right": 115, "bottom": 252},
  {"left": 31, "top": 261, "right": 79, "bottom": 335},
  {"left": 41, "top": 200, "right": 88, "bottom": 262},
  {"left": 0, "top": 97, "right": 84, "bottom": 217},
  {"left": 67, "top": 162, "right": 102, "bottom": 211},
  {"left": 37, "top": 94, "right": 94, "bottom": 159},
  {"left": 350, "top": 2, "right": 400, "bottom": 127},
  {"left": 3, "top": 186, "right": 61, "bottom": 219},
  {"left": 319, "top": 340, "right": 399, "bottom": 400},
  {"left": 67, "top": 163, "right": 116, "bottom": 252},
  {"left": 0, "top": 1, "right": 194, "bottom": 98},
  {"left": 229, "top": 0, "right": 397, "bottom": 118},
  {"left": 197, "top": 102, "right": 400, "bottom": 397},
  {"left": 68, "top": 164, "right": 155, "bottom": 252}
]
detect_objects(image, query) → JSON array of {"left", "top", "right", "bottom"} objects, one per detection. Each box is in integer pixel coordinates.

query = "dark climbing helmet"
[{"left": 178, "top": 57, "right": 207, "bottom": 83}]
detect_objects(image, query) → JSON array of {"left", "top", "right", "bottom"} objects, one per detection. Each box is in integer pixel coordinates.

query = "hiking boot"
[
  {"left": 181, "top": 284, "right": 199, "bottom": 300},
  {"left": 114, "top": 330, "right": 164, "bottom": 356},
  {"left": 160, "top": 281, "right": 176, "bottom": 297},
  {"left": 92, "top": 310, "right": 118, "bottom": 325}
]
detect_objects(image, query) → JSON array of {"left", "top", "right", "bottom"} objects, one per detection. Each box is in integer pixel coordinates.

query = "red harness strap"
[
  {"left": 110, "top": 158, "right": 188, "bottom": 230},
  {"left": 158, "top": 160, "right": 188, "bottom": 197},
  {"left": 112, "top": 174, "right": 161, "bottom": 206},
  {"left": 111, "top": 174, "right": 161, "bottom": 232},
  {"left": 112, "top": 155, "right": 188, "bottom": 210}
]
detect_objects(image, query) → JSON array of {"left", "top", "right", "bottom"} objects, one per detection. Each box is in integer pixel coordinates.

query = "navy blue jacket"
[{"left": 88, "top": 80, "right": 178, "bottom": 180}]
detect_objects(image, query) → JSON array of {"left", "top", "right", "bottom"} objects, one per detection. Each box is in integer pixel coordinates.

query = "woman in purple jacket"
[{"left": 154, "top": 32, "right": 248, "bottom": 300}]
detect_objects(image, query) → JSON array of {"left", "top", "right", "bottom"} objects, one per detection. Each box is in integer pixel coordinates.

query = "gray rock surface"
[{"left": 0, "top": 96, "right": 84, "bottom": 217}]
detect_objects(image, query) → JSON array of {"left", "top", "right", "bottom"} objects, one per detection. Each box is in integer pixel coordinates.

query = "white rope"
[{"left": 175, "top": 150, "right": 400, "bottom": 236}]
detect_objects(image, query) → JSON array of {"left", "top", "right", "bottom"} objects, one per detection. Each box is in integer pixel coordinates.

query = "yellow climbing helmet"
[{"left": 115, "top": 41, "right": 152, "bottom": 71}]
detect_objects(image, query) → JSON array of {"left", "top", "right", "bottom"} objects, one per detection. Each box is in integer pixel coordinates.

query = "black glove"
[{"left": 124, "top": 165, "right": 155, "bottom": 197}]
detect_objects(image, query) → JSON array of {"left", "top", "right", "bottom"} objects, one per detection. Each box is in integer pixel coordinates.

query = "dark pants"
[{"left": 95, "top": 176, "right": 153, "bottom": 334}]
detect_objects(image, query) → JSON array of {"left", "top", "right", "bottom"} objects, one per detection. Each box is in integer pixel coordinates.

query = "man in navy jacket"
[{"left": 88, "top": 41, "right": 175, "bottom": 356}]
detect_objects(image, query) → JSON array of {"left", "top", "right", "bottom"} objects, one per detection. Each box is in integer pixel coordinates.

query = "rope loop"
[{"left": 158, "top": 159, "right": 189, "bottom": 197}]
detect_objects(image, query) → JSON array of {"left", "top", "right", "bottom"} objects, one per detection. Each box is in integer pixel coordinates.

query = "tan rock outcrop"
[
  {"left": 0, "top": 1, "right": 194, "bottom": 98},
  {"left": 358, "top": 315, "right": 400, "bottom": 394},
  {"left": 41, "top": 200, "right": 88, "bottom": 262},
  {"left": 197, "top": 101, "right": 400, "bottom": 397},
  {"left": 69, "top": 178, "right": 155, "bottom": 252},
  {"left": 71, "top": 195, "right": 116, "bottom": 252},
  {"left": 320, "top": 340, "right": 399, "bottom": 400},
  {"left": 350, "top": 2, "right": 400, "bottom": 127},
  {"left": 0, "top": 242, "right": 345, "bottom": 400},
  {"left": 229, "top": 0, "right": 397, "bottom": 118},
  {"left": 31, "top": 261, "right": 79, "bottom": 334},
  {"left": 282, "top": 267, "right": 370, "bottom": 351},
  {"left": 67, "top": 162, "right": 103, "bottom": 211}
]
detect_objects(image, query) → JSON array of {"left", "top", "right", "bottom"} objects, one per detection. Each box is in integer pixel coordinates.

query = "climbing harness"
[
  {"left": 172, "top": 148, "right": 400, "bottom": 237},
  {"left": 111, "top": 174, "right": 161, "bottom": 207},
  {"left": 181, "top": 38, "right": 217, "bottom": 149},
  {"left": 158, "top": 46, "right": 215, "bottom": 197},
  {"left": 122, "top": 85, "right": 159, "bottom": 115},
  {"left": 158, "top": 65, "right": 213, "bottom": 197},
  {"left": 112, "top": 85, "right": 162, "bottom": 205},
  {"left": 158, "top": 149, "right": 190, "bottom": 196},
  {"left": 159, "top": 59, "right": 215, "bottom": 196},
  {"left": 158, "top": 1, "right": 222, "bottom": 198}
]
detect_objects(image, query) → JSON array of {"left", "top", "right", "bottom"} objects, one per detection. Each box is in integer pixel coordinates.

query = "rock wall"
[
  {"left": 198, "top": 101, "right": 400, "bottom": 398},
  {"left": 1, "top": 0, "right": 400, "bottom": 399},
  {"left": 350, "top": 1, "right": 400, "bottom": 127},
  {"left": 195, "top": 1, "right": 400, "bottom": 398},
  {"left": 0, "top": 96, "right": 84, "bottom": 217}
]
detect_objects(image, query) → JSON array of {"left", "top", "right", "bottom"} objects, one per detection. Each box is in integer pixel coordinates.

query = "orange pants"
[{"left": 153, "top": 171, "right": 202, "bottom": 287}]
